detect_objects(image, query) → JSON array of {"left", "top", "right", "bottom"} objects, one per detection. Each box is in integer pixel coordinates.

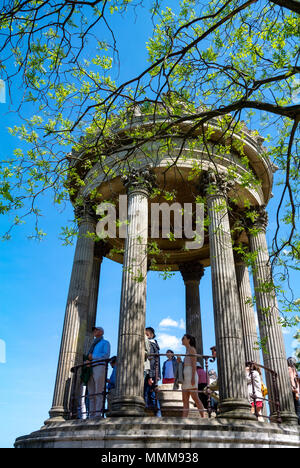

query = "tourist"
[
  {"left": 206, "top": 369, "right": 219, "bottom": 413},
  {"left": 197, "top": 362, "right": 208, "bottom": 409},
  {"left": 144, "top": 327, "right": 161, "bottom": 411},
  {"left": 144, "top": 332, "right": 151, "bottom": 376},
  {"left": 106, "top": 356, "right": 117, "bottom": 415},
  {"left": 245, "top": 362, "right": 264, "bottom": 422},
  {"left": 144, "top": 331, "right": 151, "bottom": 399},
  {"left": 287, "top": 357, "right": 300, "bottom": 424},
  {"left": 181, "top": 334, "right": 205, "bottom": 418},
  {"left": 87, "top": 326, "right": 111, "bottom": 418},
  {"left": 210, "top": 346, "right": 217, "bottom": 359},
  {"left": 107, "top": 356, "right": 117, "bottom": 390},
  {"left": 145, "top": 327, "right": 161, "bottom": 382},
  {"left": 162, "top": 350, "right": 177, "bottom": 384},
  {"left": 144, "top": 330, "right": 153, "bottom": 409}
]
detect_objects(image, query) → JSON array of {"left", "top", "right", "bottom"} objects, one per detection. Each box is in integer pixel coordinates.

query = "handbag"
[{"left": 261, "top": 382, "right": 268, "bottom": 397}]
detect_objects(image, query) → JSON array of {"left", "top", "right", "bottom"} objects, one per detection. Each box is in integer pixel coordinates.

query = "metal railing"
[
  {"left": 68, "top": 355, "right": 282, "bottom": 423},
  {"left": 149, "top": 354, "right": 282, "bottom": 423},
  {"left": 70, "top": 358, "right": 110, "bottom": 419}
]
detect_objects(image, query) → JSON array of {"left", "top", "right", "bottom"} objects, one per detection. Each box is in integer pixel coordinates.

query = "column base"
[
  {"left": 45, "top": 407, "right": 69, "bottom": 425},
  {"left": 110, "top": 396, "right": 145, "bottom": 417},
  {"left": 217, "top": 399, "right": 256, "bottom": 421},
  {"left": 15, "top": 417, "right": 300, "bottom": 448},
  {"left": 270, "top": 411, "right": 299, "bottom": 426}
]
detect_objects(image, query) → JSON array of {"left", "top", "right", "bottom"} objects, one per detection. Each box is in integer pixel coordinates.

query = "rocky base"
[{"left": 15, "top": 417, "right": 300, "bottom": 449}]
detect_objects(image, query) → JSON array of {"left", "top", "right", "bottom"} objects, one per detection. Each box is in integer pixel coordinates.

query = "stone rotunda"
[{"left": 15, "top": 111, "right": 300, "bottom": 448}]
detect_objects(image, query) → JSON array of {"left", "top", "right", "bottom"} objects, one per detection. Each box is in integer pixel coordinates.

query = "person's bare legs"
[
  {"left": 190, "top": 391, "right": 205, "bottom": 418},
  {"left": 182, "top": 390, "right": 190, "bottom": 418},
  {"left": 251, "top": 405, "right": 264, "bottom": 422}
]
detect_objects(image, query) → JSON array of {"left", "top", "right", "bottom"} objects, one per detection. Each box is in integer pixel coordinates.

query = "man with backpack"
[{"left": 144, "top": 327, "right": 161, "bottom": 411}]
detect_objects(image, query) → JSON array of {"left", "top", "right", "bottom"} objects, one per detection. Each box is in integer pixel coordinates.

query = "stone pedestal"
[
  {"left": 15, "top": 418, "right": 300, "bottom": 448},
  {"left": 157, "top": 384, "right": 203, "bottom": 418}
]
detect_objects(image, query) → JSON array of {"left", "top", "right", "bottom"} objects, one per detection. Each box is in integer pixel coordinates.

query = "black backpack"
[{"left": 149, "top": 339, "right": 161, "bottom": 380}]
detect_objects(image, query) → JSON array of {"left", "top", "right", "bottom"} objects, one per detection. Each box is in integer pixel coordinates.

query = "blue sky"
[{"left": 0, "top": 3, "right": 299, "bottom": 448}]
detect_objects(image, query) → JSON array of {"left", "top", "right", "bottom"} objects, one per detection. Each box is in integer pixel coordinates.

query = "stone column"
[
  {"left": 234, "top": 251, "right": 260, "bottom": 364},
  {"left": 111, "top": 168, "right": 154, "bottom": 416},
  {"left": 179, "top": 262, "right": 205, "bottom": 364},
  {"left": 83, "top": 242, "right": 110, "bottom": 355},
  {"left": 247, "top": 207, "right": 297, "bottom": 425},
  {"left": 47, "top": 202, "right": 97, "bottom": 422},
  {"left": 202, "top": 171, "right": 253, "bottom": 420}
]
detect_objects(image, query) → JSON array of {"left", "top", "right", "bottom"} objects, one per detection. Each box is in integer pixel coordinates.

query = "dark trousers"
[{"left": 144, "top": 372, "right": 156, "bottom": 408}]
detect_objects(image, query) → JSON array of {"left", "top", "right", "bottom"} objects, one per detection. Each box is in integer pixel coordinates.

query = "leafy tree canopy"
[{"left": 0, "top": 0, "right": 299, "bottom": 337}]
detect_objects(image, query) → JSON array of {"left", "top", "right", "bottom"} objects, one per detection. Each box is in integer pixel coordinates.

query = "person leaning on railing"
[{"left": 86, "top": 326, "right": 110, "bottom": 419}]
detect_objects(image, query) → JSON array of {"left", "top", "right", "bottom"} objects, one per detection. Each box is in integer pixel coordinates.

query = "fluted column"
[
  {"left": 202, "top": 171, "right": 253, "bottom": 420},
  {"left": 111, "top": 168, "right": 155, "bottom": 416},
  {"left": 179, "top": 262, "right": 204, "bottom": 365},
  {"left": 234, "top": 250, "right": 260, "bottom": 364},
  {"left": 83, "top": 242, "right": 110, "bottom": 355},
  {"left": 48, "top": 202, "right": 97, "bottom": 422},
  {"left": 247, "top": 207, "right": 297, "bottom": 425}
]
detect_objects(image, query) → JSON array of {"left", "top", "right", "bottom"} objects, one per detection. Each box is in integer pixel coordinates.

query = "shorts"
[
  {"left": 182, "top": 366, "right": 198, "bottom": 390},
  {"left": 251, "top": 401, "right": 263, "bottom": 409},
  {"left": 162, "top": 378, "right": 175, "bottom": 384}
]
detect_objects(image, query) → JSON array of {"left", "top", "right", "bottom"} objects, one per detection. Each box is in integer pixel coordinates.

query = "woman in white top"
[
  {"left": 245, "top": 362, "right": 264, "bottom": 421},
  {"left": 181, "top": 334, "right": 205, "bottom": 418}
]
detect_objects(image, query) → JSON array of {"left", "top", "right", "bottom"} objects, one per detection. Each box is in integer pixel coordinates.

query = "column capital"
[
  {"left": 233, "top": 246, "right": 249, "bottom": 266},
  {"left": 179, "top": 261, "right": 205, "bottom": 283},
  {"left": 94, "top": 241, "right": 111, "bottom": 260},
  {"left": 246, "top": 205, "right": 268, "bottom": 233},
  {"left": 199, "top": 170, "right": 234, "bottom": 198},
  {"left": 121, "top": 167, "right": 156, "bottom": 195},
  {"left": 74, "top": 199, "right": 98, "bottom": 224}
]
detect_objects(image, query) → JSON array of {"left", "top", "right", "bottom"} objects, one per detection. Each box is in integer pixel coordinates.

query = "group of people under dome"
[{"left": 79, "top": 326, "right": 300, "bottom": 423}]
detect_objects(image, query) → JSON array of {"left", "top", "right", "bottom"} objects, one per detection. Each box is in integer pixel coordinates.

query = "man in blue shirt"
[{"left": 87, "top": 326, "right": 110, "bottom": 418}]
